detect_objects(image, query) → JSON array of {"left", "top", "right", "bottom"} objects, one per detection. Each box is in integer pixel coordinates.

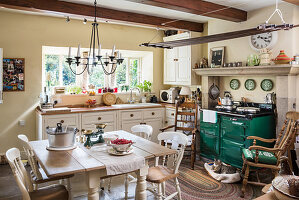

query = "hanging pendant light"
[{"left": 66, "top": 0, "right": 124, "bottom": 76}]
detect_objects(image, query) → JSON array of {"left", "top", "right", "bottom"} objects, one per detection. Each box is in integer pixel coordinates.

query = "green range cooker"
[{"left": 200, "top": 103, "right": 276, "bottom": 169}]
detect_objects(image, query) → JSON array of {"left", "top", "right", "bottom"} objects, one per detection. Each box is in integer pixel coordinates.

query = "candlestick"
[
  {"left": 77, "top": 44, "right": 81, "bottom": 57},
  {"left": 112, "top": 45, "right": 115, "bottom": 56},
  {"left": 68, "top": 47, "right": 71, "bottom": 58},
  {"left": 98, "top": 44, "right": 101, "bottom": 56}
]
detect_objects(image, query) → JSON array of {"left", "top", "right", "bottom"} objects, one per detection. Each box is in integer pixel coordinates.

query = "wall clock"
[{"left": 249, "top": 32, "right": 278, "bottom": 51}]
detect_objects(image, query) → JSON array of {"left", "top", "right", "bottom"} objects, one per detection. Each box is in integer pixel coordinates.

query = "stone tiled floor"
[{"left": 0, "top": 164, "right": 156, "bottom": 200}]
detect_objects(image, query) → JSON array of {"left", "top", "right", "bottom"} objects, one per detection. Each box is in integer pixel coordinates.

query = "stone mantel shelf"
[{"left": 193, "top": 64, "right": 299, "bottom": 76}]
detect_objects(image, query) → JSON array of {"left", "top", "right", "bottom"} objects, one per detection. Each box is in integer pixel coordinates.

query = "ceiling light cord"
[{"left": 266, "top": 0, "right": 285, "bottom": 24}]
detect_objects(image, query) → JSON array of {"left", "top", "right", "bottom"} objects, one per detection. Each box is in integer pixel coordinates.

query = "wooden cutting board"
[{"left": 103, "top": 93, "right": 116, "bottom": 106}]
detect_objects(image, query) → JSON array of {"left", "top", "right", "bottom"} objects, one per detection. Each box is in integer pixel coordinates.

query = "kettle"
[
  {"left": 218, "top": 91, "right": 233, "bottom": 106},
  {"left": 264, "top": 92, "right": 276, "bottom": 104}
]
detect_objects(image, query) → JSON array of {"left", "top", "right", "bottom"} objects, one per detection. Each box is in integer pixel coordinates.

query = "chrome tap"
[{"left": 128, "top": 88, "right": 140, "bottom": 104}]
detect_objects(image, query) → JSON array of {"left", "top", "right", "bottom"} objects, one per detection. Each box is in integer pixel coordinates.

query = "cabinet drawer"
[
  {"left": 45, "top": 114, "right": 78, "bottom": 127},
  {"left": 121, "top": 111, "right": 142, "bottom": 121},
  {"left": 166, "top": 108, "right": 176, "bottom": 119},
  {"left": 82, "top": 111, "right": 116, "bottom": 125},
  {"left": 82, "top": 123, "right": 115, "bottom": 132},
  {"left": 144, "top": 109, "right": 163, "bottom": 119}
]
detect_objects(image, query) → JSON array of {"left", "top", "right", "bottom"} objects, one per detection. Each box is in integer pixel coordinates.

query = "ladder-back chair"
[
  {"left": 241, "top": 111, "right": 299, "bottom": 197},
  {"left": 160, "top": 101, "right": 199, "bottom": 169}
]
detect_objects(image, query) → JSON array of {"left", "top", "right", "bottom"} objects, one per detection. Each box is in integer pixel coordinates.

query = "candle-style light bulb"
[
  {"left": 68, "top": 47, "right": 71, "bottom": 58},
  {"left": 98, "top": 44, "right": 101, "bottom": 56},
  {"left": 119, "top": 52, "right": 122, "bottom": 59},
  {"left": 112, "top": 45, "right": 115, "bottom": 56},
  {"left": 106, "top": 52, "right": 108, "bottom": 59},
  {"left": 77, "top": 44, "right": 81, "bottom": 57}
]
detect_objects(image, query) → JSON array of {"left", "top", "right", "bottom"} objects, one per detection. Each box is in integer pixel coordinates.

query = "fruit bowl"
[{"left": 111, "top": 138, "right": 133, "bottom": 152}]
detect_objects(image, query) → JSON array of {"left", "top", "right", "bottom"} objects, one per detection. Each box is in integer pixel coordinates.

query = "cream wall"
[
  {"left": 206, "top": 3, "right": 298, "bottom": 103},
  {"left": 0, "top": 10, "right": 165, "bottom": 154}
]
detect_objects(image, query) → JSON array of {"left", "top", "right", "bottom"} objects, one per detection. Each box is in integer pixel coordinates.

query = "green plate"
[
  {"left": 261, "top": 79, "right": 273, "bottom": 91},
  {"left": 245, "top": 79, "right": 256, "bottom": 91},
  {"left": 230, "top": 79, "right": 240, "bottom": 90}
]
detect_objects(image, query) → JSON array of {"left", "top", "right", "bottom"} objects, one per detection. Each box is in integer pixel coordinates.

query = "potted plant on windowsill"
[{"left": 137, "top": 80, "right": 152, "bottom": 103}]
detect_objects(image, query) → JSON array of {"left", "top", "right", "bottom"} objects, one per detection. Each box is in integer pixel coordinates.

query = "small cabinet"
[
  {"left": 163, "top": 32, "right": 201, "bottom": 86},
  {"left": 38, "top": 113, "right": 80, "bottom": 140},
  {"left": 119, "top": 108, "right": 164, "bottom": 143}
]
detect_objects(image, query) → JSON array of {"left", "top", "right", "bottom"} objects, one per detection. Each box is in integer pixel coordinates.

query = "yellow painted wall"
[
  {"left": 0, "top": 10, "right": 165, "bottom": 154},
  {"left": 207, "top": 3, "right": 298, "bottom": 102}
]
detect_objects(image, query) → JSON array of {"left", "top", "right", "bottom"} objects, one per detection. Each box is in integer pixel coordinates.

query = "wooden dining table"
[{"left": 29, "top": 130, "right": 176, "bottom": 200}]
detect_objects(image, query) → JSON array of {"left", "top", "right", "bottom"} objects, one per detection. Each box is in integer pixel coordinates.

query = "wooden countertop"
[{"left": 36, "top": 103, "right": 175, "bottom": 115}]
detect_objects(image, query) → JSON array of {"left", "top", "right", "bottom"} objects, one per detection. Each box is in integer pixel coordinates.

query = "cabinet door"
[
  {"left": 144, "top": 118, "right": 163, "bottom": 143},
  {"left": 164, "top": 48, "right": 176, "bottom": 83},
  {"left": 176, "top": 45, "right": 191, "bottom": 85},
  {"left": 200, "top": 130, "right": 219, "bottom": 159},
  {"left": 221, "top": 116, "right": 247, "bottom": 142},
  {"left": 220, "top": 138, "right": 244, "bottom": 169},
  {"left": 121, "top": 120, "right": 142, "bottom": 133}
]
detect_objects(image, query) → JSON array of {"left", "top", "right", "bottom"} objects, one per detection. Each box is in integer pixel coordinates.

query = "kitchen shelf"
[{"left": 192, "top": 64, "right": 299, "bottom": 76}]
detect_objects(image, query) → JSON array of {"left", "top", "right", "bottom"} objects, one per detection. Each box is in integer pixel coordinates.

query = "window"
[{"left": 42, "top": 46, "right": 153, "bottom": 93}]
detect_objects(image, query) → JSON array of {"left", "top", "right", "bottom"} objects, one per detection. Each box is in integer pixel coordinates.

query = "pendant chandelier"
[{"left": 66, "top": 0, "right": 124, "bottom": 76}]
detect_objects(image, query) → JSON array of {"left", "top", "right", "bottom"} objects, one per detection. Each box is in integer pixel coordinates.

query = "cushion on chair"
[
  {"left": 29, "top": 184, "right": 69, "bottom": 200},
  {"left": 146, "top": 165, "right": 179, "bottom": 183},
  {"left": 242, "top": 148, "right": 277, "bottom": 165}
]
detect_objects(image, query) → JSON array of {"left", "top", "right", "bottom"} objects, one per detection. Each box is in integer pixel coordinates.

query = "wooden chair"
[
  {"left": 241, "top": 111, "right": 299, "bottom": 197},
  {"left": 18, "top": 134, "right": 73, "bottom": 198},
  {"left": 160, "top": 101, "right": 199, "bottom": 169},
  {"left": 6, "top": 147, "right": 69, "bottom": 200},
  {"left": 146, "top": 131, "right": 189, "bottom": 200}
]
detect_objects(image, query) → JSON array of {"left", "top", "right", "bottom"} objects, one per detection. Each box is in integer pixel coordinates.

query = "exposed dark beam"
[
  {"left": 0, "top": 0, "right": 204, "bottom": 32},
  {"left": 126, "top": 0, "right": 247, "bottom": 22},
  {"left": 283, "top": 0, "right": 299, "bottom": 6}
]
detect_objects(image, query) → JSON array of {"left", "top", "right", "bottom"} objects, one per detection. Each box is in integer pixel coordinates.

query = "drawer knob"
[
  {"left": 171, "top": 113, "right": 174, "bottom": 116},
  {"left": 152, "top": 112, "right": 155, "bottom": 115},
  {"left": 98, "top": 117, "right": 102, "bottom": 120},
  {"left": 165, "top": 121, "right": 168, "bottom": 124},
  {"left": 81, "top": 129, "right": 85, "bottom": 132},
  {"left": 130, "top": 114, "right": 134, "bottom": 117},
  {"left": 60, "top": 120, "right": 64, "bottom": 123}
]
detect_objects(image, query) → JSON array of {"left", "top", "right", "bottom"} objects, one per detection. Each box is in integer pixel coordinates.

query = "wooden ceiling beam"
[
  {"left": 126, "top": 0, "right": 247, "bottom": 22},
  {"left": 0, "top": 0, "right": 204, "bottom": 32},
  {"left": 283, "top": 0, "right": 299, "bottom": 6}
]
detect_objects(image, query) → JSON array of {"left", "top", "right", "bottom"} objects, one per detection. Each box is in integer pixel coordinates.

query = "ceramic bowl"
[{"left": 111, "top": 143, "right": 133, "bottom": 152}]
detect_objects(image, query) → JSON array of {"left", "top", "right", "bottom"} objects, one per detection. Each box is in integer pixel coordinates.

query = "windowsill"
[{"left": 52, "top": 91, "right": 152, "bottom": 97}]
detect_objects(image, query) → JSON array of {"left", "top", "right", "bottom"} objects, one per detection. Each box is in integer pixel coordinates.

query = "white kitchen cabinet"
[
  {"left": 118, "top": 108, "right": 164, "bottom": 143},
  {"left": 37, "top": 113, "right": 81, "bottom": 140},
  {"left": 81, "top": 111, "right": 117, "bottom": 132},
  {"left": 37, "top": 107, "right": 165, "bottom": 142},
  {"left": 163, "top": 32, "right": 201, "bottom": 86},
  {"left": 164, "top": 107, "right": 176, "bottom": 131}
]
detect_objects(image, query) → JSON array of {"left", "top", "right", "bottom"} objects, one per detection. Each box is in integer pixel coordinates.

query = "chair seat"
[
  {"left": 242, "top": 148, "right": 277, "bottom": 165},
  {"left": 146, "top": 165, "right": 179, "bottom": 183},
  {"left": 29, "top": 184, "right": 69, "bottom": 200},
  {"left": 166, "top": 132, "right": 193, "bottom": 146},
  {"left": 31, "top": 168, "right": 74, "bottom": 184}
]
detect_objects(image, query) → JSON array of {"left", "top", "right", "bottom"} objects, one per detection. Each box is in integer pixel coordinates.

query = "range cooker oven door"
[{"left": 220, "top": 116, "right": 249, "bottom": 168}]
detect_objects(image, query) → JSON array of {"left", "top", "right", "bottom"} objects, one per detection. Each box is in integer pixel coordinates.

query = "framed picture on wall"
[
  {"left": 209, "top": 46, "right": 225, "bottom": 68},
  {"left": 3, "top": 58, "right": 25, "bottom": 92}
]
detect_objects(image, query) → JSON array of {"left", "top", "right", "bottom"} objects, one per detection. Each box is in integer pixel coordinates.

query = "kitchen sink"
[{"left": 111, "top": 103, "right": 161, "bottom": 108}]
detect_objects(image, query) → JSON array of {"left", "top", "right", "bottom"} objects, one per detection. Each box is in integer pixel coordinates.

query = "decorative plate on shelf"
[
  {"left": 245, "top": 79, "right": 256, "bottom": 91},
  {"left": 261, "top": 79, "right": 274, "bottom": 91},
  {"left": 230, "top": 79, "right": 240, "bottom": 90}
]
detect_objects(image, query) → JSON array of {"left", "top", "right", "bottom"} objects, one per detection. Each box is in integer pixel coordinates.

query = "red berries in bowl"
[{"left": 111, "top": 138, "right": 133, "bottom": 152}]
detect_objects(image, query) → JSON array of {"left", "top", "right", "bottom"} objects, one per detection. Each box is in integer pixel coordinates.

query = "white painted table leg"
[
  {"left": 86, "top": 170, "right": 101, "bottom": 200},
  {"left": 135, "top": 162, "right": 149, "bottom": 200}
]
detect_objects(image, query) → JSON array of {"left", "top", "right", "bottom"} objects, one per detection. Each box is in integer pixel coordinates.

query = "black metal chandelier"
[{"left": 66, "top": 0, "right": 124, "bottom": 75}]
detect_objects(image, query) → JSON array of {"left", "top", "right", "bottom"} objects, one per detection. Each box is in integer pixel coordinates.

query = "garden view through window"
[{"left": 43, "top": 49, "right": 142, "bottom": 93}]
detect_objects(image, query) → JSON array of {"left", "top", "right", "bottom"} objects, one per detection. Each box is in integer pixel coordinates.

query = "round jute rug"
[{"left": 165, "top": 161, "right": 254, "bottom": 200}]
